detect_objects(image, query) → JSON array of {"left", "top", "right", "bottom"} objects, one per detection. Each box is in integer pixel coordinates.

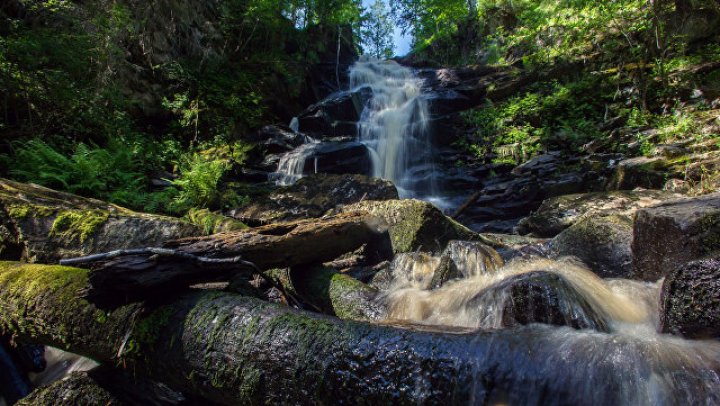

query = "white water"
[
  {"left": 379, "top": 248, "right": 720, "bottom": 403},
  {"left": 273, "top": 139, "right": 320, "bottom": 186},
  {"left": 350, "top": 58, "right": 437, "bottom": 200}
]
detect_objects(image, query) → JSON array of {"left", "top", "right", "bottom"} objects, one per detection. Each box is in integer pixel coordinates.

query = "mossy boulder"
[
  {"left": 468, "top": 271, "right": 610, "bottom": 332},
  {"left": 290, "top": 266, "right": 385, "bottom": 321},
  {"left": 605, "top": 157, "right": 673, "bottom": 190},
  {"left": 517, "top": 190, "right": 681, "bottom": 238},
  {"left": 230, "top": 174, "right": 398, "bottom": 225},
  {"left": 18, "top": 372, "right": 122, "bottom": 406},
  {"left": 340, "top": 199, "right": 479, "bottom": 254},
  {"left": 633, "top": 193, "right": 720, "bottom": 281},
  {"left": 0, "top": 179, "right": 201, "bottom": 263},
  {"left": 550, "top": 214, "right": 634, "bottom": 278},
  {"left": 659, "top": 258, "right": 720, "bottom": 339}
]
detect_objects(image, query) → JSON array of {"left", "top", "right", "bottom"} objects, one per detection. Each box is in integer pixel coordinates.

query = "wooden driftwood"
[{"left": 61, "top": 213, "right": 391, "bottom": 308}]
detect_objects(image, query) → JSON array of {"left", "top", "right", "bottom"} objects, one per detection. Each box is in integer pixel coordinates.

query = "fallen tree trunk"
[
  {"left": 18, "top": 366, "right": 188, "bottom": 406},
  {"left": 61, "top": 213, "right": 391, "bottom": 307},
  {"left": 2, "top": 262, "right": 719, "bottom": 405},
  {"left": 164, "top": 212, "right": 391, "bottom": 269}
]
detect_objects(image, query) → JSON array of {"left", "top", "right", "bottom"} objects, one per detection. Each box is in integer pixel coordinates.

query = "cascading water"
[
  {"left": 350, "top": 58, "right": 437, "bottom": 200},
  {"left": 377, "top": 251, "right": 720, "bottom": 403}
]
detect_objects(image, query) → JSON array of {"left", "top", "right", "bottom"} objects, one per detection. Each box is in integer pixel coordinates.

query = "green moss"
[
  {"left": 124, "top": 305, "right": 174, "bottom": 357},
  {"left": 50, "top": 210, "right": 109, "bottom": 243},
  {"left": 185, "top": 208, "right": 247, "bottom": 235},
  {"left": 0, "top": 261, "right": 89, "bottom": 342}
]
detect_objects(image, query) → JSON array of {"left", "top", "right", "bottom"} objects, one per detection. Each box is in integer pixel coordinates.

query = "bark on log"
[
  {"left": 17, "top": 366, "right": 190, "bottom": 406},
  {"left": 2, "top": 261, "right": 718, "bottom": 405},
  {"left": 164, "top": 212, "right": 392, "bottom": 269},
  {"left": 61, "top": 213, "right": 391, "bottom": 308}
]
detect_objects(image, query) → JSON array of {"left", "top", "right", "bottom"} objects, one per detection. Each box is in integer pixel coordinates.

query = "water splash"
[
  {"left": 350, "top": 58, "right": 436, "bottom": 199},
  {"left": 382, "top": 256, "right": 652, "bottom": 330}
]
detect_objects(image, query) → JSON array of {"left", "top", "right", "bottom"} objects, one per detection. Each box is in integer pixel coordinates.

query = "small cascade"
[
  {"left": 377, "top": 251, "right": 720, "bottom": 402},
  {"left": 273, "top": 141, "right": 320, "bottom": 186},
  {"left": 350, "top": 58, "right": 436, "bottom": 199}
]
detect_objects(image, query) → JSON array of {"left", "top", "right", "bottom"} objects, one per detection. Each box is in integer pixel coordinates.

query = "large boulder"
[
  {"left": 340, "top": 199, "right": 479, "bottom": 254},
  {"left": 550, "top": 214, "right": 634, "bottom": 278},
  {"left": 468, "top": 271, "right": 610, "bottom": 332},
  {"left": 517, "top": 190, "right": 681, "bottom": 238},
  {"left": 659, "top": 258, "right": 720, "bottom": 339},
  {"left": 273, "top": 141, "right": 373, "bottom": 182},
  {"left": 231, "top": 174, "right": 397, "bottom": 225},
  {"left": 0, "top": 179, "right": 201, "bottom": 263},
  {"left": 633, "top": 193, "right": 720, "bottom": 281}
]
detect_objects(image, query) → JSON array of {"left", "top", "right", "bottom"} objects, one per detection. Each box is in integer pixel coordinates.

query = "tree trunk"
[
  {"left": 60, "top": 213, "right": 391, "bottom": 308},
  {"left": 2, "top": 262, "right": 718, "bottom": 405}
]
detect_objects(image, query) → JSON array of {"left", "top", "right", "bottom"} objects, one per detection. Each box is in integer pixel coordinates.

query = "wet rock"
[
  {"left": 469, "top": 271, "right": 610, "bottom": 332},
  {"left": 301, "top": 141, "right": 372, "bottom": 175},
  {"left": 296, "top": 88, "right": 370, "bottom": 138},
  {"left": 0, "top": 179, "right": 201, "bottom": 263},
  {"left": 551, "top": 214, "right": 634, "bottom": 278},
  {"left": 633, "top": 193, "right": 720, "bottom": 281},
  {"left": 517, "top": 190, "right": 681, "bottom": 238},
  {"left": 247, "top": 125, "right": 309, "bottom": 155},
  {"left": 290, "top": 266, "right": 385, "bottom": 321},
  {"left": 231, "top": 174, "right": 397, "bottom": 225},
  {"left": 438, "top": 240, "right": 503, "bottom": 278},
  {"left": 341, "top": 199, "right": 479, "bottom": 254},
  {"left": 660, "top": 258, "right": 720, "bottom": 339}
]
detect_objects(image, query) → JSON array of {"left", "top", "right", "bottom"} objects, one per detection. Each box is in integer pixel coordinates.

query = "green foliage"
[
  {"left": 461, "top": 74, "right": 606, "bottom": 163},
  {"left": 361, "top": 0, "right": 395, "bottom": 58},
  {"left": 10, "top": 139, "right": 149, "bottom": 207}
]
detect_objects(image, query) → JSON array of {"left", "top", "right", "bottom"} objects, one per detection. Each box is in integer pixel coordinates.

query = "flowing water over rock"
[
  {"left": 350, "top": 59, "right": 437, "bottom": 201},
  {"left": 378, "top": 251, "right": 720, "bottom": 403}
]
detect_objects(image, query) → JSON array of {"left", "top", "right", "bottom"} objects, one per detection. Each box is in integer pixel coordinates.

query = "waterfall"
[{"left": 350, "top": 58, "right": 436, "bottom": 199}]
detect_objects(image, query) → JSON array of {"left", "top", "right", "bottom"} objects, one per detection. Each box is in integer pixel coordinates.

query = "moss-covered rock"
[
  {"left": 633, "top": 193, "right": 720, "bottom": 281},
  {"left": 517, "top": 190, "right": 681, "bottom": 238},
  {"left": 0, "top": 179, "right": 201, "bottom": 263},
  {"left": 551, "top": 214, "right": 634, "bottom": 278},
  {"left": 340, "top": 199, "right": 479, "bottom": 254},
  {"left": 659, "top": 258, "right": 720, "bottom": 339},
  {"left": 605, "top": 157, "right": 674, "bottom": 191},
  {"left": 290, "top": 266, "right": 385, "bottom": 321}
]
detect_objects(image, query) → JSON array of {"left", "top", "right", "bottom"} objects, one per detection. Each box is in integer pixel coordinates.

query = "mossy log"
[
  {"left": 62, "top": 213, "right": 391, "bottom": 307},
  {"left": 17, "top": 366, "right": 188, "bottom": 406},
  {"left": 2, "top": 262, "right": 716, "bottom": 405}
]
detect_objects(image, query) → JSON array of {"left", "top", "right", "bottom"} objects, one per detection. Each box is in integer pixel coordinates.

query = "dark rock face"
[
  {"left": 230, "top": 174, "right": 398, "bottom": 225},
  {"left": 517, "top": 190, "right": 681, "bottom": 238},
  {"left": 550, "top": 214, "right": 634, "bottom": 278},
  {"left": 296, "top": 88, "right": 371, "bottom": 138},
  {"left": 633, "top": 193, "right": 720, "bottom": 281},
  {"left": 456, "top": 153, "right": 600, "bottom": 233},
  {"left": 300, "top": 142, "right": 372, "bottom": 176},
  {"left": 469, "top": 271, "right": 610, "bottom": 332},
  {"left": 247, "top": 125, "right": 309, "bottom": 155},
  {"left": 660, "top": 258, "right": 720, "bottom": 339}
]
